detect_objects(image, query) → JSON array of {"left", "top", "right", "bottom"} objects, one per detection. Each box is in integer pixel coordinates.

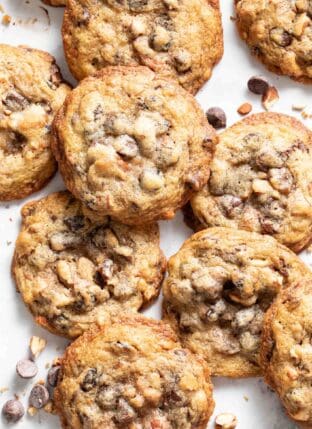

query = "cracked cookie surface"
[
  {"left": 55, "top": 314, "right": 214, "bottom": 429},
  {"left": 52, "top": 66, "right": 216, "bottom": 225},
  {"left": 190, "top": 113, "right": 312, "bottom": 253},
  {"left": 235, "top": 0, "right": 312, "bottom": 82},
  {"left": 0, "top": 45, "right": 71, "bottom": 201},
  {"left": 62, "top": 0, "right": 223, "bottom": 94},
  {"left": 261, "top": 281, "right": 312, "bottom": 428},
  {"left": 162, "top": 227, "right": 312, "bottom": 377},
  {"left": 13, "top": 191, "right": 166, "bottom": 339}
]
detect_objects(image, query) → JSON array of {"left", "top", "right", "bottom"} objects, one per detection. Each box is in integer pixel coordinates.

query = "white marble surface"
[{"left": 0, "top": 0, "right": 311, "bottom": 427}]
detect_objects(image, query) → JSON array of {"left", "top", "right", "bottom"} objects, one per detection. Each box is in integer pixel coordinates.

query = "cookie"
[
  {"left": 162, "top": 227, "right": 312, "bottom": 377},
  {"left": 0, "top": 44, "right": 71, "bottom": 201},
  {"left": 62, "top": 0, "right": 223, "bottom": 94},
  {"left": 190, "top": 113, "right": 312, "bottom": 253},
  {"left": 52, "top": 66, "right": 216, "bottom": 225},
  {"left": 235, "top": 0, "right": 312, "bottom": 83},
  {"left": 261, "top": 281, "right": 312, "bottom": 428},
  {"left": 12, "top": 191, "right": 166, "bottom": 339},
  {"left": 42, "top": 0, "right": 66, "bottom": 6},
  {"left": 54, "top": 314, "right": 214, "bottom": 428}
]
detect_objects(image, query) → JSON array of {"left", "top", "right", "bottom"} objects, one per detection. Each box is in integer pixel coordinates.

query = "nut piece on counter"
[
  {"left": 248, "top": 76, "right": 269, "bottom": 95},
  {"left": 237, "top": 102, "right": 252, "bottom": 116},
  {"left": 2, "top": 399, "right": 25, "bottom": 423},
  {"left": 262, "top": 86, "right": 279, "bottom": 111},
  {"left": 215, "top": 412, "right": 238, "bottom": 429},
  {"left": 29, "top": 336, "right": 47, "bottom": 360},
  {"left": 206, "top": 107, "right": 227, "bottom": 129}
]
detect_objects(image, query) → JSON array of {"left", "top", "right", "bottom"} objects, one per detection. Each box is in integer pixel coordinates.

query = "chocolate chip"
[
  {"left": 206, "top": 107, "right": 226, "bottom": 129},
  {"left": 47, "top": 365, "right": 61, "bottom": 387},
  {"left": 64, "top": 215, "right": 85, "bottom": 232},
  {"left": 3, "top": 92, "right": 29, "bottom": 112},
  {"left": 115, "top": 398, "right": 136, "bottom": 424},
  {"left": 29, "top": 385, "right": 49, "bottom": 409},
  {"left": 128, "top": 0, "right": 148, "bottom": 10},
  {"left": 269, "top": 28, "right": 292, "bottom": 47},
  {"left": 247, "top": 76, "right": 269, "bottom": 95},
  {"left": 16, "top": 359, "right": 38, "bottom": 379},
  {"left": 81, "top": 368, "right": 98, "bottom": 392},
  {"left": 2, "top": 400, "right": 25, "bottom": 423}
]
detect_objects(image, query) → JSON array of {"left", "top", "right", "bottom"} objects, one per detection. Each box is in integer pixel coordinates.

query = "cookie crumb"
[
  {"left": 262, "top": 86, "right": 279, "bottom": 111},
  {"left": 302, "top": 106, "right": 312, "bottom": 119},
  {"left": 2, "top": 14, "right": 11, "bottom": 26},
  {"left": 29, "top": 336, "right": 47, "bottom": 360},
  {"left": 237, "top": 102, "right": 252, "bottom": 116},
  {"left": 0, "top": 386, "right": 8, "bottom": 394},
  {"left": 243, "top": 395, "right": 249, "bottom": 402},
  {"left": 215, "top": 413, "right": 238, "bottom": 429},
  {"left": 28, "top": 406, "right": 38, "bottom": 417},
  {"left": 292, "top": 103, "right": 306, "bottom": 112}
]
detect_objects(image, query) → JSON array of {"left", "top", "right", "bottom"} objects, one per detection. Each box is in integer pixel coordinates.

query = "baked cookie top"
[
  {"left": 54, "top": 314, "right": 214, "bottom": 429},
  {"left": 13, "top": 191, "right": 166, "bottom": 339},
  {"left": 162, "top": 227, "right": 312, "bottom": 377},
  {"left": 261, "top": 281, "right": 312, "bottom": 428},
  {"left": 190, "top": 113, "right": 312, "bottom": 253},
  {"left": 62, "top": 0, "right": 223, "bottom": 93},
  {"left": 0, "top": 44, "right": 71, "bottom": 201},
  {"left": 52, "top": 66, "right": 216, "bottom": 225},
  {"left": 235, "top": 0, "right": 312, "bottom": 82}
]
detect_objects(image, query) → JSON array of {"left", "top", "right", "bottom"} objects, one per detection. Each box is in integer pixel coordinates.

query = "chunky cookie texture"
[
  {"left": 0, "top": 45, "right": 71, "bottom": 201},
  {"left": 13, "top": 192, "right": 166, "bottom": 339},
  {"left": 190, "top": 113, "right": 312, "bottom": 253},
  {"left": 52, "top": 66, "right": 216, "bottom": 225},
  {"left": 261, "top": 281, "right": 312, "bottom": 428},
  {"left": 163, "top": 227, "right": 312, "bottom": 377},
  {"left": 55, "top": 314, "right": 214, "bottom": 429},
  {"left": 235, "top": 0, "right": 312, "bottom": 82},
  {"left": 62, "top": 0, "right": 223, "bottom": 93}
]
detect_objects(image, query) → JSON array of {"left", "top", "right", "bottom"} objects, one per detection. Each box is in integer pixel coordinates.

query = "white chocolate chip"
[
  {"left": 215, "top": 413, "right": 238, "bottom": 429},
  {"left": 140, "top": 169, "right": 164, "bottom": 191}
]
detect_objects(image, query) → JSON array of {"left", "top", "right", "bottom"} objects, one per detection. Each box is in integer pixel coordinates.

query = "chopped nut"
[
  {"left": 28, "top": 406, "right": 38, "bottom": 417},
  {"left": 302, "top": 106, "right": 312, "bottom": 119},
  {"left": 29, "top": 336, "right": 47, "bottom": 360},
  {"left": 237, "top": 102, "right": 252, "bottom": 116},
  {"left": 262, "top": 86, "right": 279, "bottom": 111},
  {"left": 292, "top": 103, "right": 306, "bottom": 111},
  {"left": 215, "top": 413, "right": 238, "bottom": 428}
]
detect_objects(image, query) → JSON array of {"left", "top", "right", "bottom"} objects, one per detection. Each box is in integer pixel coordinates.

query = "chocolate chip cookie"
[
  {"left": 12, "top": 191, "right": 166, "bottom": 339},
  {"left": 261, "top": 281, "right": 312, "bottom": 428},
  {"left": 190, "top": 113, "right": 312, "bottom": 253},
  {"left": 52, "top": 66, "right": 216, "bottom": 225},
  {"left": 62, "top": 0, "right": 223, "bottom": 94},
  {"left": 54, "top": 314, "right": 214, "bottom": 428},
  {"left": 0, "top": 45, "right": 71, "bottom": 201},
  {"left": 162, "top": 227, "right": 312, "bottom": 377},
  {"left": 235, "top": 0, "right": 312, "bottom": 82}
]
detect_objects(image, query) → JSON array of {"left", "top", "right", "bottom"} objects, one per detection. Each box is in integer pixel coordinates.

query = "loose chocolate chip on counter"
[
  {"left": 206, "top": 107, "right": 227, "bottom": 129},
  {"left": 247, "top": 76, "right": 269, "bottom": 95},
  {"left": 47, "top": 365, "right": 61, "bottom": 388},
  {"left": 16, "top": 359, "right": 38, "bottom": 379},
  {"left": 2, "top": 399, "right": 25, "bottom": 423},
  {"left": 29, "top": 385, "right": 49, "bottom": 409}
]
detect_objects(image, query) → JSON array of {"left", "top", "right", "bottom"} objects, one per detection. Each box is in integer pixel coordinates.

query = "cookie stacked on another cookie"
[
  {"left": 0, "top": 45, "right": 71, "bottom": 201},
  {"left": 55, "top": 314, "right": 215, "bottom": 429},
  {"left": 162, "top": 227, "right": 312, "bottom": 378},
  {"left": 52, "top": 66, "right": 217, "bottom": 225},
  {"left": 13, "top": 191, "right": 166, "bottom": 339},
  {"left": 189, "top": 113, "right": 312, "bottom": 253},
  {"left": 62, "top": 0, "right": 223, "bottom": 93}
]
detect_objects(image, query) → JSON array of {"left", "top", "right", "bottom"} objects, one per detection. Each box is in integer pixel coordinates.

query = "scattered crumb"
[
  {"left": 28, "top": 406, "right": 38, "bottom": 417},
  {"left": 262, "top": 86, "right": 279, "bottom": 111},
  {"left": 0, "top": 4, "right": 4, "bottom": 13},
  {"left": 292, "top": 103, "right": 306, "bottom": 112},
  {"left": 2, "top": 14, "right": 11, "bottom": 26},
  {"left": 6, "top": 241, "right": 11, "bottom": 246},
  {"left": 37, "top": 379, "right": 46, "bottom": 386},
  {"left": 44, "top": 400, "right": 56, "bottom": 415},
  {"left": 45, "top": 362, "right": 51, "bottom": 369},
  {"left": 29, "top": 336, "right": 47, "bottom": 360},
  {"left": 302, "top": 106, "right": 312, "bottom": 119},
  {"left": 230, "top": 16, "right": 236, "bottom": 21},
  {"left": 0, "top": 387, "right": 8, "bottom": 394},
  {"left": 237, "top": 102, "right": 252, "bottom": 116},
  {"left": 215, "top": 413, "right": 238, "bottom": 429},
  {"left": 243, "top": 395, "right": 249, "bottom": 402}
]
